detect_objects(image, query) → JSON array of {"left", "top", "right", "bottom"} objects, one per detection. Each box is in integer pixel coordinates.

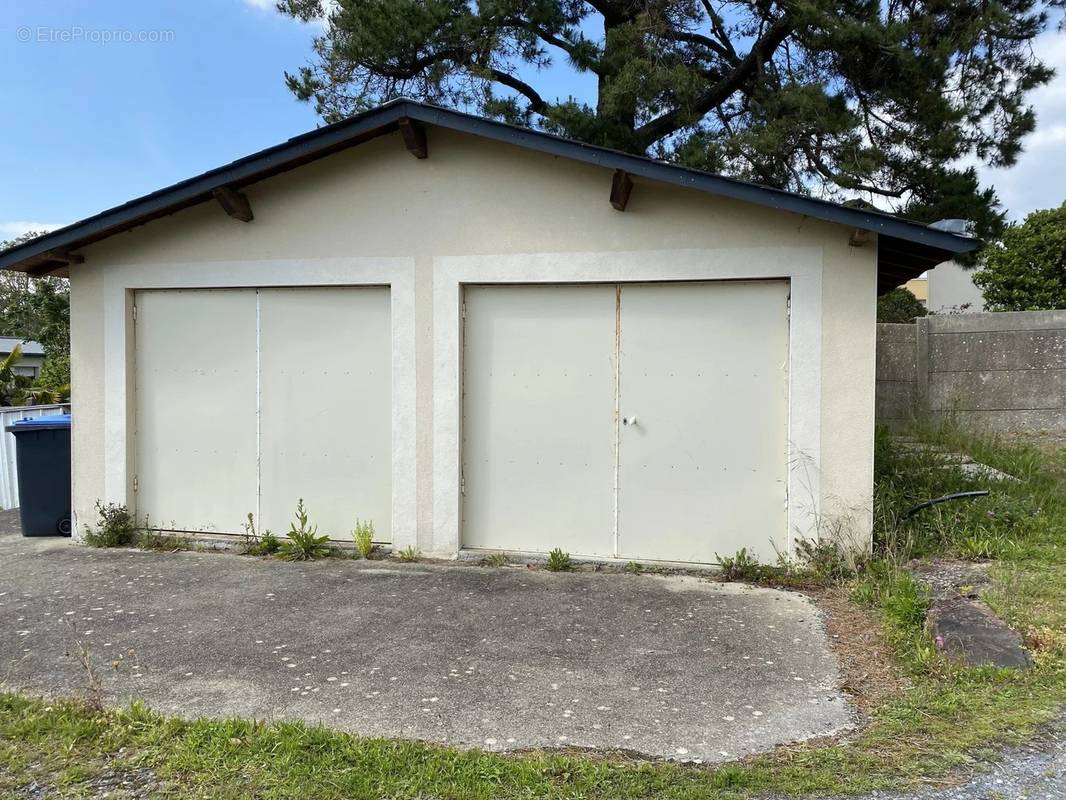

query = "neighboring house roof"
[
  {"left": 0, "top": 99, "right": 977, "bottom": 293},
  {"left": 0, "top": 337, "right": 45, "bottom": 357}
]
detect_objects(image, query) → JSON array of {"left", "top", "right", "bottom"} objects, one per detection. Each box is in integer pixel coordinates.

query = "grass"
[{"left": 2, "top": 420, "right": 1064, "bottom": 798}]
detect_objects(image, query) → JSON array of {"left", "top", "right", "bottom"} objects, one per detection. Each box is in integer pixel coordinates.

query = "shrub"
[
  {"left": 974, "top": 203, "right": 1066, "bottom": 311},
  {"left": 83, "top": 502, "right": 140, "bottom": 548},
  {"left": 546, "top": 548, "right": 572, "bottom": 572},
  {"left": 626, "top": 560, "right": 643, "bottom": 574},
  {"left": 396, "top": 545, "right": 420, "bottom": 562},
  {"left": 352, "top": 519, "right": 376, "bottom": 559},
  {"left": 277, "top": 499, "right": 331, "bottom": 561},
  {"left": 876, "top": 287, "right": 928, "bottom": 323},
  {"left": 478, "top": 552, "right": 510, "bottom": 567}
]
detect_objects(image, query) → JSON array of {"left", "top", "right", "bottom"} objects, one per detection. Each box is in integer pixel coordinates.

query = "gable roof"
[{"left": 0, "top": 99, "right": 977, "bottom": 292}]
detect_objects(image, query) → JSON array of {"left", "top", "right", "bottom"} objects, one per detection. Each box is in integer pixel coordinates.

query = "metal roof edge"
[{"left": 0, "top": 99, "right": 978, "bottom": 271}]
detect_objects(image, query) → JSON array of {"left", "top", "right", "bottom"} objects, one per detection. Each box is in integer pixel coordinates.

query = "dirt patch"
[{"left": 813, "top": 588, "right": 910, "bottom": 713}]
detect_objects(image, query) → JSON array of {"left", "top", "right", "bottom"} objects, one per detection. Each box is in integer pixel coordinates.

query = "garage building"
[{"left": 0, "top": 100, "right": 977, "bottom": 564}]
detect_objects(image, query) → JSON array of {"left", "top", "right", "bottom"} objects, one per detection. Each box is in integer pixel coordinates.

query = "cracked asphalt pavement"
[{"left": 0, "top": 510, "right": 852, "bottom": 762}]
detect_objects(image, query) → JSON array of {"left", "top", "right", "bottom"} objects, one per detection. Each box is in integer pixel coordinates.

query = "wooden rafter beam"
[
  {"left": 26, "top": 261, "right": 72, "bottom": 278},
  {"left": 610, "top": 169, "right": 633, "bottom": 211},
  {"left": 45, "top": 250, "right": 84, "bottom": 264},
  {"left": 24, "top": 250, "right": 83, "bottom": 276},
  {"left": 398, "top": 118, "right": 428, "bottom": 159},
  {"left": 849, "top": 229, "right": 870, "bottom": 247},
  {"left": 212, "top": 186, "right": 254, "bottom": 222}
]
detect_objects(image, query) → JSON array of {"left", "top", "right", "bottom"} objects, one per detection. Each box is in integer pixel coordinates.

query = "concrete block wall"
[
  {"left": 876, "top": 310, "right": 1066, "bottom": 432},
  {"left": 875, "top": 323, "right": 918, "bottom": 428}
]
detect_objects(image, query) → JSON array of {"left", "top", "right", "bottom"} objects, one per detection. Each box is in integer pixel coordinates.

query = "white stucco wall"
[{"left": 69, "top": 126, "right": 877, "bottom": 557}]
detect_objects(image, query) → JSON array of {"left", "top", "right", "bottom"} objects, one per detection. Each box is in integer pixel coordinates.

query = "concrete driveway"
[{"left": 0, "top": 511, "right": 853, "bottom": 762}]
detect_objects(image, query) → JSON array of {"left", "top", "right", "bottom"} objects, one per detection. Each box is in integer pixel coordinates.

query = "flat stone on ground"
[{"left": 926, "top": 596, "right": 1031, "bottom": 670}]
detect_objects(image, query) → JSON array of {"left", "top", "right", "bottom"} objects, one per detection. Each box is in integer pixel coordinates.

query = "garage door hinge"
[
  {"left": 132, "top": 304, "right": 137, "bottom": 322},
  {"left": 132, "top": 476, "right": 138, "bottom": 493},
  {"left": 786, "top": 296, "right": 791, "bottom": 319},
  {"left": 460, "top": 475, "right": 466, "bottom": 494},
  {"left": 461, "top": 301, "right": 466, "bottom": 320}
]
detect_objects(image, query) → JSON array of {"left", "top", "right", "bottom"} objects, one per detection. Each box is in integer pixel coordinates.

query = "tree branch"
[
  {"left": 500, "top": 16, "right": 594, "bottom": 68},
  {"left": 700, "top": 0, "right": 738, "bottom": 60},
  {"left": 801, "top": 145, "right": 908, "bottom": 197},
  {"left": 366, "top": 49, "right": 465, "bottom": 80},
  {"left": 482, "top": 67, "right": 549, "bottom": 113},
  {"left": 658, "top": 29, "right": 737, "bottom": 63},
  {"left": 634, "top": 14, "right": 794, "bottom": 148}
]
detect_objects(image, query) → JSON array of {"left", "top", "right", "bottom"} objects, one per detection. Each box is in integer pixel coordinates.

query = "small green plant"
[
  {"left": 849, "top": 578, "right": 879, "bottom": 606},
  {"left": 248, "top": 530, "right": 281, "bottom": 556},
  {"left": 241, "top": 512, "right": 261, "bottom": 552},
  {"left": 958, "top": 534, "right": 996, "bottom": 560},
  {"left": 83, "top": 502, "right": 140, "bottom": 548},
  {"left": 886, "top": 574, "right": 930, "bottom": 635},
  {"left": 138, "top": 528, "right": 187, "bottom": 552},
  {"left": 352, "top": 519, "right": 376, "bottom": 559},
  {"left": 794, "top": 538, "right": 861, "bottom": 584},
  {"left": 478, "top": 552, "right": 510, "bottom": 567},
  {"left": 546, "top": 548, "right": 572, "bottom": 572},
  {"left": 625, "top": 560, "right": 643, "bottom": 574},
  {"left": 956, "top": 530, "right": 1014, "bottom": 561},
  {"left": 716, "top": 547, "right": 761, "bottom": 581},
  {"left": 277, "top": 499, "right": 331, "bottom": 561},
  {"left": 396, "top": 545, "right": 420, "bottom": 563}
]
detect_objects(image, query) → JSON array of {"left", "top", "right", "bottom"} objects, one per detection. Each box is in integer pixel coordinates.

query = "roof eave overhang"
[{"left": 0, "top": 99, "right": 979, "bottom": 284}]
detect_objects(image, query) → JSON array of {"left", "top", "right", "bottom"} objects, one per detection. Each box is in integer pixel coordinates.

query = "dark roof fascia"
[
  {"left": 0, "top": 102, "right": 410, "bottom": 272},
  {"left": 0, "top": 99, "right": 977, "bottom": 272}
]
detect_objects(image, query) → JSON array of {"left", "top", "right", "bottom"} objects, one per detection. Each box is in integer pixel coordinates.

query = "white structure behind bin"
[{"left": 1, "top": 404, "right": 71, "bottom": 509}]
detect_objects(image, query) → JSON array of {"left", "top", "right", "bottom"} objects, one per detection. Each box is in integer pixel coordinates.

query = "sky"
[{"left": 1, "top": 1, "right": 1064, "bottom": 241}]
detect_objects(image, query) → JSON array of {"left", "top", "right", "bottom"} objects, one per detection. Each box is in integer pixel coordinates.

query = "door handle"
[{"left": 622, "top": 415, "right": 638, "bottom": 427}]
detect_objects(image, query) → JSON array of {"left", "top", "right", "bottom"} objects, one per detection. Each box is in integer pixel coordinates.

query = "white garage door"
[
  {"left": 259, "top": 287, "right": 391, "bottom": 540},
  {"left": 135, "top": 287, "right": 391, "bottom": 540},
  {"left": 462, "top": 286, "right": 617, "bottom": 554},
  {"left": 616, "top": 282, "right": 789, "bottom": 563},
  {"left": 135, "top": 289, "right": 258, "bottom": 533},
  {"left": 461, "top": 281, "right": 789, "bottom": 564}
]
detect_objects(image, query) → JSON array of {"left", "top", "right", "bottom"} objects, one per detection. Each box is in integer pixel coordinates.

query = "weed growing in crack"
[
  {"left": 352, "top": 519, "right": 376, "bottom": 559},
  {"left": 278, "top": 499, "right": 331, "bottom": 561},
  {"left": 716, "top": 547, "right": 761, "bottom": 581},
  {"left": 65, "top": 623, "right": 104, "bottom": 713},
  {"left": 83, "top": 502, "right": 140, "bottom": 548},
  {"left": 546, "top": 548, "right": 572, "bottom": 572},
  {"left": 251, "top": 530, "right": 281, "bottom": 556}
]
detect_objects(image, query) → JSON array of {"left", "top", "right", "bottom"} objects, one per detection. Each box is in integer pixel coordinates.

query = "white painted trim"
[
  {"left": 101, "top": 257, "right": 418, "bottom": 550},
  {"left": 432, "top": 248, "right": 823, "bottom": 560}
]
